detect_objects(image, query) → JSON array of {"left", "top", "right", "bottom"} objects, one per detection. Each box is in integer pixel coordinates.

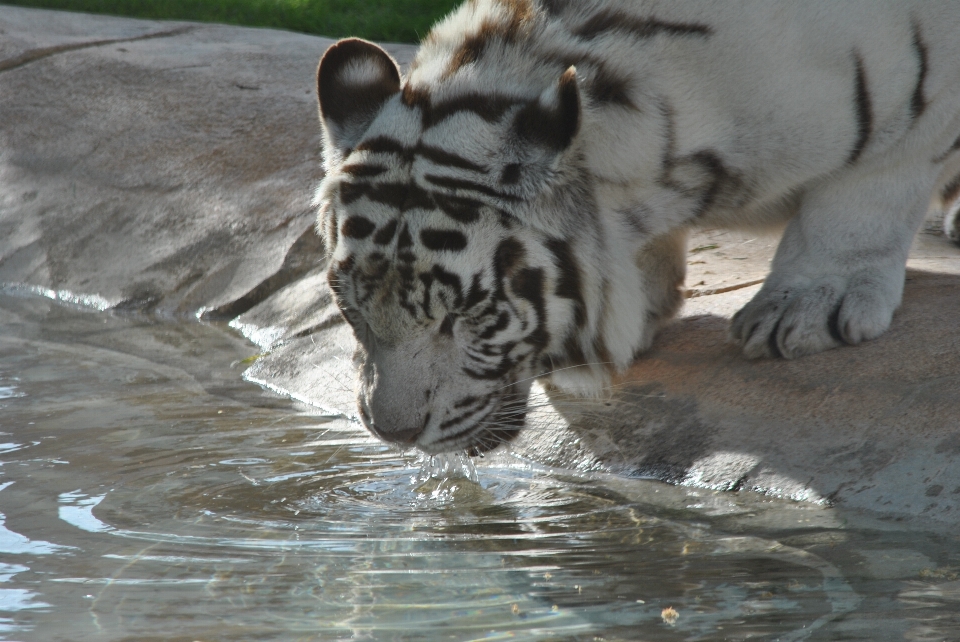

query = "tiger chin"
[{"left": 313, "top": 0, "right": 960, "bottom": 456}]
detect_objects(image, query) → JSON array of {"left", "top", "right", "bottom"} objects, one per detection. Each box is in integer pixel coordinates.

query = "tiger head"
[{"left": 314, "top": 36, "right": 679, "bottom": 455}]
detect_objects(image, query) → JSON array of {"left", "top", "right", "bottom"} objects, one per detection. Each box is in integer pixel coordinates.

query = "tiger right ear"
[
  {"left": 513, "top": 66, "right": 581, "bottom": 153},
  {"left": 317, "top": 38, "right": 401, "bottom": 162}
]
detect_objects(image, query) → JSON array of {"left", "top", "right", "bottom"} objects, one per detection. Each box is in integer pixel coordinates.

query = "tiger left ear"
[
  {"left": 513, "top": 66, "right": 581, "bottom": 152},
  {"left": 317, "top": 38, "right": 402, "bottom": 162}
]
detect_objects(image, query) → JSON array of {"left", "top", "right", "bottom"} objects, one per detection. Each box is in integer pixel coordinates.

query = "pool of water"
[{"left": 1, "top": 290, "right": 959, "bottom": 641}]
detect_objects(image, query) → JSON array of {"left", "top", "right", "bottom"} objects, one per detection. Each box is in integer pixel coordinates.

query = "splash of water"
[{"left": 414, "top": 452, "right": 479, "bottom": 485}]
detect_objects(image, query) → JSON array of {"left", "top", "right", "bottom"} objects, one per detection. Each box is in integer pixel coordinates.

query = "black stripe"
[
  {"left": 397, "top": 223, "right": 413, "bottom": 249},
  {"left": 341, "top": 216, "right": 376, "bottom": 239},
  {"left": 401, "top": 184, "right": 436, "bottom": 211},
  {"left": 544, "top": 238, "right": 586, "bottom": 327},
  {"left": 494, "top": 237, "right": 525, "bottom": 283},
  {"left": 548, "top": 334, "right": 589, "bottom": 371},
  {"left": 444, "top": 16, "right": 528, "bottom": 79},
  {"left": 439, "top": 397, "right": 490, "bottom": 431},
  {"left": 434, "top": 422, "right": 481, "bottom": 444},
  {"left": 340, "top": 181, "right": 405, "bottom": 207},
  {"left": 500, "top": 163, "right": 522, "bottom": 184},
  {"left": 425, "top": 174, "right": 520, "bottom": 201},
  {"left": 416, "top": 144, "right": 487, "bottom": 173},
  {"left": 498, "top": 210, "right": 518, "bottom": 228},
  {"left": 687, "top": 149, "right": 740, "bottom": 217},
  {"left": 438, "top": 410, "right": 476, "bottom": 432},
  {"left": 419, "top": 265, "right": 465, "bottom": 315},
  {"left": 478, "top": 310, "right": 510, "bottom": 340},
  {"left": 341, "top": 163, "right": 387, "bottom": 177},
  {"left": 510, "top": 268, "right": 549, "bottom": 349},
  {"left": 354, "top": 136, "right": 488, "bottom": 174},
  {"left": 583, "top": 66, "right": 635, "bottom": 108},
  {"left": 419, "top": 272, "right": 435, "bottom": 318},
  {"left": 333, "top": 254, "right": 355, "bottom": 281},
  {"left": 372, "top": 219, "right": 398, "bottom": 245},
  {"left": 910, "top": 23, "right": 928, "bottom": 123},
  {"left": 573, "top": 10, "right": 712, "bottom": 40},
  {"left": 401, "top": 84, "right": 431, "bottom": 111},
  {"left": 473, "top": 340, "right": 512, "bottom": 357},
  {"left": 540, "top": 51, "right": 637, "bottom": 109},
  {"left": 847, "top": 52, "right": 873, "bottom": 164},
  {"left": 656, "top": 98, "right": 679, "bottom": 188},
  {"left": 454, "top": 395, "right": 483, "bottom": 409},
  {"left": 463, "top": 273, "right": 489, "bottom": 311},
  {"left": 340, "top": 181, "right": 436, "bottom": 212},
  {"left": 356, "top": 136, "right": 408, "bottom": 156},
  {"left": 420, "top": 228, "right": 468, "bottom": 252},
  {"left": 365, "top": 251, "right": 387, "bottom": 266},
  {"left": 404, "top": 84, "right": 522, "bottom": 128},
  {"left": 439, "top": 313, "right": 455, "bottom": 335},
  {"left": 941, "top": 173, "right": 960, "bottom": 204},
  {"left": 426, "top": 93, "right": 522, "bottom": 128},
  {"left": 464, "top": 356, "right": 517, "bottom": 380},
  {"left": 434, "top": 193, "right": 483, "bottom": 223},
  {"left": 429, "top": 265, "right": 464, "bottom": 307},
  {"left": 565, "top": 335, "right": 589, "bottom": 367},
  {"left": 619, "top": 204, "right": 650, "bottom": 236}
]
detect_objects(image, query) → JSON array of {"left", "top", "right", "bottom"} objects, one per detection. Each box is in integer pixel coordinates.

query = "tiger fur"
[{"left": 314, "top": 0, "right": 960, "bottom": 455}]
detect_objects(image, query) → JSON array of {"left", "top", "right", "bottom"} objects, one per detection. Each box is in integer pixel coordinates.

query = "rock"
[
  {"left": 3, "top": 6, "right": 960, "bottom": 525},
  {"left": 0, "top": 5, "right": 413, "bottom": 317}
]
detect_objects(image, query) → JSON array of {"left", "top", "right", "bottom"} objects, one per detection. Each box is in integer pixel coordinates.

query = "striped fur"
[{"left": 315, "top": 0, "right": 960, "bottom": 454}]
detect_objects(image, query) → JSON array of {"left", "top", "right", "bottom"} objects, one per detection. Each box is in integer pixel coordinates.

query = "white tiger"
[{"left": 314, "top": 0, "right": 960, "bottom": 455}]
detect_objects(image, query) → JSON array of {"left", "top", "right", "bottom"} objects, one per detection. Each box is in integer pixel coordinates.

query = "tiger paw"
[{"left": 730, "top": 272, "right": 900, "bottom": 359}]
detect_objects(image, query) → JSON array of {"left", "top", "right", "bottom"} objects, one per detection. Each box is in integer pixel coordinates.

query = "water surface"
[{"left": 0, "top": 290, "right": 959, "bottom": 641}]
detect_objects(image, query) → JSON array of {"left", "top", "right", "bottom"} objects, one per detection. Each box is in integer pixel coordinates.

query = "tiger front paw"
[{"left": 729, "top": 272, "right": 900, "bottom": 359}]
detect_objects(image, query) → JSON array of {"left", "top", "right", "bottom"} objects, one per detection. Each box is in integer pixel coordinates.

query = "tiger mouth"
[
  {"left": 359, "top": 392, "right": 528, "bottom": 456},
  {"left": 378, "top": 390, "right": 527, "bottom": 457},
  {"left": 464, "top": 420, "right": 524, "bottom": 456},
  {"left": 421, "top": 394, "right": 528, "bottom": 456}
]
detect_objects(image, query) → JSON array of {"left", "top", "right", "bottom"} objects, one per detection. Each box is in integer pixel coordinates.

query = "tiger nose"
[
  {"left": 358, "top": 397, "right": 424, "bottom": 446},
  {"left": 369, "top": 423, "right": 423, "bottom": 446}
]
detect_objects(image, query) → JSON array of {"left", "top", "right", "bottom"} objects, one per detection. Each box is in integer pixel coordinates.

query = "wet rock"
[{"left": 4, "top": 6, "right": 960, "bottom": 526}]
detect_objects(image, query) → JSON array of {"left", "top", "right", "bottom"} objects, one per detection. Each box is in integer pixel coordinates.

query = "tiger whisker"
[{"left": 492, "top": 361, "right": 615, "bottom": 393}]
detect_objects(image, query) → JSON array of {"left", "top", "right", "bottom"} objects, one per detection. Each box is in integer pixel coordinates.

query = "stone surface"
[
  {"left": 0, "top": 6, "right": 412, "bottom": 317},
  {"left": 3, "top": 6, "right": 960, "bottom": 526}
]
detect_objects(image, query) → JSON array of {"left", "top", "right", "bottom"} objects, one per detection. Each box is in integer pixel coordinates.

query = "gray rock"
[
  {"left": 3, "top": 6, "right": 960, "bottom": 525},
  {"left": 0, "top": 6, "right": 414, "bottom": 317}
]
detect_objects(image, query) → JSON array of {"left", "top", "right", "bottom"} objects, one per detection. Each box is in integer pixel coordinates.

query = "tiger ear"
[
  {"left": 513, "top": 66, "right": 581, "bottom": 153},
  {"left": 317, "top": 38, "right": 401, "bottom": 162}
]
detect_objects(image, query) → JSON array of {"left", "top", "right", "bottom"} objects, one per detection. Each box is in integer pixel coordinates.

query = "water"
[{"left": 0, "top": 290, "right": 959, "bottom": 641}]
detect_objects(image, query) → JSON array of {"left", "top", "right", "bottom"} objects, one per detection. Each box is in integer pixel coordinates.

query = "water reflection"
[{"left": 0, "top": 290, "right": 959, "bottom": 640}]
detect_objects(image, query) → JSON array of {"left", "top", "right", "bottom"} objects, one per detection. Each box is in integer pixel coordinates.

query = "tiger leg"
[
  {"left": 730, "top": 154, "right": 940, "bottom": 359},
  {"left": 938, "top": 169, "right": 960, "bottom": 246},
  {"left": 636, "top": 227, "right": 688, "bottom": 341},
  {"left": 945, "top": 197, "right": 960, "bottom": 245}
]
